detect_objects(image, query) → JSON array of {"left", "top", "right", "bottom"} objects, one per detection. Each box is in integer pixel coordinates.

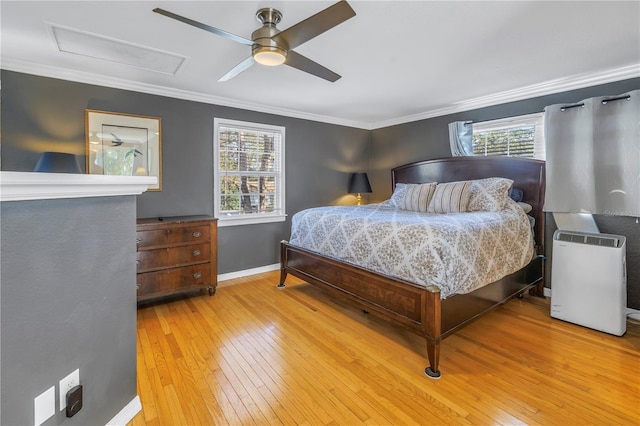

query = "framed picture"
[{"left": 85, "top": 109, "right": 162, "bottom": 191}]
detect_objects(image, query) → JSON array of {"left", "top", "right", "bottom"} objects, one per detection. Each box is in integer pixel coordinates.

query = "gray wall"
[
  {"left": 0, "top": 70, "right": 371, "bottom": 274},
  {"left": 371, "top": 77, "right": 640, "bottom": 309},
  {"left": 2, "top": 70, "right": 638, "bottom": 307},
  {"left": 1, "top": 196, "right": 138, "bottom": 426}
]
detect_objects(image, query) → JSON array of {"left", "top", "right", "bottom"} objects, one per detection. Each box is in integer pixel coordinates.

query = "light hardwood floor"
[{"left": 130, "top": 271, "right": 640, "bottom": 425}]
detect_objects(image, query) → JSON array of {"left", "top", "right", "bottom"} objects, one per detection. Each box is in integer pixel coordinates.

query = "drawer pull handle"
[
  {"left": 192, "top": 250, "right": 201, "bottom": 256},
  {"left": 136, "top": 284, "right": 141, "bottom": 290},
  {"left": 136, "top": 237, "right": 142, "bottom": 244},
  {"left": 192, "top": 231, "right": 202, "bottom": 238},
  {"left": 193, "top": 272, "right": 202, "bottom": 279},
  {"left": 136, "top": 259, "right": 141, "bottom": 265}
]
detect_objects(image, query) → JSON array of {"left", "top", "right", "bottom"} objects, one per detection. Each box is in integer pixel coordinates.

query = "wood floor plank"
[
  {"left": 161, "top": 307, "right": 230, "bottom": 424},
  {"left": 251, "top": 284, "right": 397, "bottom": 424},
  {"left": 135, "top": 337, "right": 159, "bottom": 423},
  {"left": 144, "top": 367, "right": 178, "bottom": 425},
  {"left": 234, "top": 297, "right": 399, "bottom": 425},
  {"left": 130, "top": 271, "right": 640, "bottom": 426},
  {"left": 142, "top": 310, "right": 175, "bottom": 387},
  {"left": 191, "top": 300, "right": 270, "bottom": 424},
  {"left": 208, "top": 323, "right": 314, "bottom": 424},
  {"left": 172, "top": 300, "right": 246, "bottom": 425},
  {"left": 218, "top": 288, "right": 354, "bottom": 424},
  {"left": 227, "top": 322, "right": 343, "bottom": 425}
]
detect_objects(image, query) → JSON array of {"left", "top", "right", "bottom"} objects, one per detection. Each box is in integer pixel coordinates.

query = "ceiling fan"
[{"left": 153, "top": 1, "right": 355, "bottom": 82}]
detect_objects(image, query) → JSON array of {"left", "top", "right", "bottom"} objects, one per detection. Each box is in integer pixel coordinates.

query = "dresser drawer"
[
  {"left": 136, "top": 225, "right": 210, "bottom": 248},
  {"left": 136, "top": 265, "right": 211, "bottom": 298},
  {"left": 136, "top": 243, "right": 210, "bottom": 272}
]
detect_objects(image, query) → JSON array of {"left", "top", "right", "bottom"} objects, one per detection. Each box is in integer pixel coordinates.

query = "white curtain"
[
  {"left": 448, "top": 121, "right": 473, "bottom": 156},
  {"left": 544, "top": 90, "right": 640, "bottom": 217}
]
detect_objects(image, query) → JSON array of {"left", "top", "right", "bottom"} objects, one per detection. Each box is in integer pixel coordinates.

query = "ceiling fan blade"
[
  {"left": 285, "top": 50, "right": 340, "bottom": 82},
  {"left": 273, "top": 1, "right": 355, "bottom": 50},
  {"left": 218, "top": 56, "right": 256, "bottom": 82},
  {"left": 153, "top": 8, "right": 253, "bottom": 46}
]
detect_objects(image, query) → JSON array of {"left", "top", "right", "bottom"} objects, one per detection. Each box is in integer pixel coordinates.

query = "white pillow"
[
  {"left": 427, "top": 180, "right": 472, "bottom": 213},
  {"left": 468, "top": 177, "right": 514, "bottom": 212}
]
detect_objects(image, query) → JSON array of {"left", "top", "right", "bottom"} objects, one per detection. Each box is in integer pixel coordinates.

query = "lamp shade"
[
  {"left": 34, "top": 152, "right": 82, "bottom": 174},
  {"left": 348, "top": 172, "right": 372, "bottom": 194}
]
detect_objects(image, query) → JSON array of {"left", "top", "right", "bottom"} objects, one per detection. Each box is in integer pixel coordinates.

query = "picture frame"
[{"left": 85, "top": 109, "right": 162, "bottom": 191}]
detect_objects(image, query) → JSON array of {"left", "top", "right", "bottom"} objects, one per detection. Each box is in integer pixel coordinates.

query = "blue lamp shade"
[
  {"left": 348, "top": 172, "right": 372, "bottom": 194},
  {"left": 34, "top": 152, "right": 82, "bottom": 174}
]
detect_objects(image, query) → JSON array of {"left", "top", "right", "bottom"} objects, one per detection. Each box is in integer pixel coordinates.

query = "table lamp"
[{"left": 348, "top": 172, "right": 372, "bottom": 205}]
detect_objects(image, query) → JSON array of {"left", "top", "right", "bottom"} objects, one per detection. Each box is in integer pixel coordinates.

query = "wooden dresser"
[{"left": 136, "top": 216, "right": 217, "bottom": 302}]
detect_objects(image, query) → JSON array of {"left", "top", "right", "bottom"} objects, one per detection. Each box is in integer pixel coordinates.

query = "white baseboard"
[
  {"left": 105, "top": 395, "right": 141, "bottom": 426},
  {"left": 543, "top": 287, "right": 551, "bottom": 298},
  {"left": 627, "top": 307, "right": 640, "bottom": 321},
  {"left": 217, "top": 263, "right": 280, "bottom": 285}
]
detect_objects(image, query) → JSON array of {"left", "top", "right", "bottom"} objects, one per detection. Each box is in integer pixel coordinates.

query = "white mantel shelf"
[{"left": 0, "top": 172, "right": 157, "bottom": 202}]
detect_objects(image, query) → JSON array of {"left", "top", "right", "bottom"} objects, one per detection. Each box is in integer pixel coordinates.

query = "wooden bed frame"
[{"left": 278, "top": 157, "right": 546, "bottom": 378}]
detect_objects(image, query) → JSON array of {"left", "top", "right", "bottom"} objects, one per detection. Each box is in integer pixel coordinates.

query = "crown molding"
[
  {"left": 369, "top": 64, "right": 640, "bottom": 130},
  {"left": 0, "top": 57, "right": 371, "bottom": 130},
  {"left": 2, "top": 57, "right": 638, "bottom": 131}
]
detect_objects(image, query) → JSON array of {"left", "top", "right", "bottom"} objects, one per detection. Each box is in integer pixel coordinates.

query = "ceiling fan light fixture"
[{"left": 253, "top": 45, "right": 287, "bottom": 66}]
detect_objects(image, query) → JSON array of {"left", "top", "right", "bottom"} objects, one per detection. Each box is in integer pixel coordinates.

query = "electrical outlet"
[{"left": 59, "top": 369, "right": 80, "bottom": 411}]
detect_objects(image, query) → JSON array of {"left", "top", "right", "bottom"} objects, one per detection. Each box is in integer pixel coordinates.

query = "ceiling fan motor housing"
[{"left": 252, "top": 8, "right": 288, "bottom": 64}]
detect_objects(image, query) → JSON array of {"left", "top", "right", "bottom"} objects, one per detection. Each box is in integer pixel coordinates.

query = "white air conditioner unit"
[{"left": 550, "top": 230, "right": 626, "bottom": 336}]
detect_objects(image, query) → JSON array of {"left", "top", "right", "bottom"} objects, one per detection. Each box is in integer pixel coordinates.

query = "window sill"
[{"left": 217, "top": 214, "right": 287, "bottom": 227}]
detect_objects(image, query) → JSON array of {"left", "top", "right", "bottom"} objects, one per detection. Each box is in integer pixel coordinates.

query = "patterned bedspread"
[{"left": 288, "top": 199, "right": 534, "bottom": 298}]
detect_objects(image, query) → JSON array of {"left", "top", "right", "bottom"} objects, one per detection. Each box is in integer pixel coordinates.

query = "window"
[
  {"left": 472, "top": 112, "right": 545, "bottom": 160},
  {"left": 214, "top": 118, "right": 285, "bottom": 226}
]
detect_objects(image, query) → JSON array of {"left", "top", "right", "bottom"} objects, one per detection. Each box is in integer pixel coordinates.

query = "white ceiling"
[{"left": 2, "top": 1, "right": 639, "bottom": 129}]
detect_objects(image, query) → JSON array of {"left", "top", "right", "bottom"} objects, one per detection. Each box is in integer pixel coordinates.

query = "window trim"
[{"left": 213, "top": 118, "right": 286, "bottom": 227}]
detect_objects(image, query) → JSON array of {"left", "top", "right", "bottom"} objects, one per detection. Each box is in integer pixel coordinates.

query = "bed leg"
[
  {"left": 425, "top": 338, "right": 441, "bottom": 379},
  {"left": 277, "top": 269, "right": 287, "bottom": 289},
  {"left": 424, "top": 285, "right": 442, "bottom": 379},
  {"left": 277, "top": 241, "right": 287, "bottom": 289}
]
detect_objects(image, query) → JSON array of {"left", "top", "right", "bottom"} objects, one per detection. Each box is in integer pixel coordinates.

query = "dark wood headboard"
[{"left": 391, "top": 157, "right": 546, "bottom": 253}]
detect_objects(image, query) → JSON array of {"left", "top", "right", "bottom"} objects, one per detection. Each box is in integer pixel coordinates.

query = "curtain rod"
[
  {"left": 560, "top": 103, "right": 584, "bottom": 111},
  {"left": 561, "top": 94, "right": 632, "bottom": 111},
  {"left": 601, "top": 94, "right": 631, "bottom": 104}
]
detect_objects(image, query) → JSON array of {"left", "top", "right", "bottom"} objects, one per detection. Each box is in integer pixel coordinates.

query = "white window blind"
[
  {"left": 472, "top": 112, "right": 545, "bottom": 160},
  {"left": 214, "top": 118, "right": 286, "bottom": 226}
]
